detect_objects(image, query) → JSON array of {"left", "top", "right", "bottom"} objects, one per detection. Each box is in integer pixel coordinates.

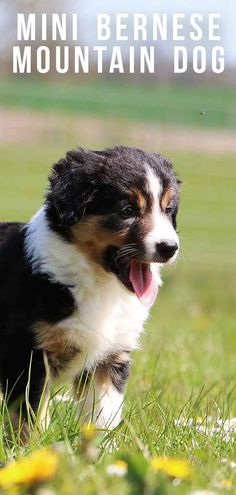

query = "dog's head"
[{"left": 46, "top": 146, "right": 181, "bottom": 307}]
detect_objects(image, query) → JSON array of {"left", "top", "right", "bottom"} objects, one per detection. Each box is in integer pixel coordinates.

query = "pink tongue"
[{"left": 129, "top": 261, "right": 158, "bottom": 307}]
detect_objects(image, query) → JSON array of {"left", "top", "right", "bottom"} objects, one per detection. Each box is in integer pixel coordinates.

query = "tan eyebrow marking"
[
  {"left": 161, "top": 187, "right": 174, "bottom": 210},
  {"left": 131, "top": 188, "right": 147, "bottom": 210}
]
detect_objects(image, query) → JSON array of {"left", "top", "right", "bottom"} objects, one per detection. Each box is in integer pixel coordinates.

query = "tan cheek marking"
[
  {"left": 74, "top": 352, "right": 131, "bottom": 401},
  {"left": 34, "top": 322, "right": 79, "bottom": 374},
  {"left": 71, "top": 216, "right": 129, "bottom": 264},
  {"left": 161, "top": 187, "right": 174, "bottom": 211},
  {"left": 96, "top": 351, "right": 131, "bottom": 393},
  {"left": 95, "top": 365, "right": 110, "bottom": 392},
  {"left": 73, "top": 365, "right": 110, "bottom": 400},
  {"left": 73, "top": 371, "right": 91, "bottom": 400}
]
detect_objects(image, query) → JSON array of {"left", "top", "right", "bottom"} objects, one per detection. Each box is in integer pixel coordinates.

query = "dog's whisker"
[
  {"left": 115, "top": 248, "right": 139, "bottom": 261},
  {"left": 116, "top": 247, "right": 138, "bottom": 256},
  {"left": 116, "top": 244, "right": 137, "bottom": 254},
  {"left": 114, "top": 245, "right": 138, "bottom": 257}
]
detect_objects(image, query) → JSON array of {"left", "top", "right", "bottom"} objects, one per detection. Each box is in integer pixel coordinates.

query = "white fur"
[
  {"left": 144, "top": 166, "right": 179, "bottom": 260},
  {"left": 25, "top": 208, "right": 152, "bottom": 380},
  {"left": 79, "top": 374, "right": 123, "bottom": 430}
]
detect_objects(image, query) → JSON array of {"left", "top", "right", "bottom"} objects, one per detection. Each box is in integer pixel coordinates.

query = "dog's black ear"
[{"left": 47, "top": 148, "right": 98, "bottom": 227}]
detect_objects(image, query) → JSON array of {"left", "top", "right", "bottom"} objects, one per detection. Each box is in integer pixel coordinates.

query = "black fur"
[
  {"left": 0, "top": 222, "right": 25, "bottom": 245},
  {"left": 0, "top": 225, "right": 75, "bottom": 411}
]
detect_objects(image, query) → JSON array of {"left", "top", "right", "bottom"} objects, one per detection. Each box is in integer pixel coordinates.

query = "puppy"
[{"left": 0, "top": 146, "right": 180, "bottom": 431}]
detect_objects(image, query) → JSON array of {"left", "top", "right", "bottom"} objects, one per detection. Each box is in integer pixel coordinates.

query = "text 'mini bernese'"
[{"left": 0, "top": 145, "right": 180, "bottom": 433}]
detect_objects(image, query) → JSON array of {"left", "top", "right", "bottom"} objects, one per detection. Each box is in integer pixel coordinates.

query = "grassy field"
[
  {"left": 0, "top": 78, "right": 236, "bottom": 129},
  {"left": 0, "top": 143, "right": 235, "bottom": 494}
]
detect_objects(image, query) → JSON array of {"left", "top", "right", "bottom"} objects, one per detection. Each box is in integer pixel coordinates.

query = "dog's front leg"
[{"left": 75, "top": 352, "right": 131, "bottom": 430}]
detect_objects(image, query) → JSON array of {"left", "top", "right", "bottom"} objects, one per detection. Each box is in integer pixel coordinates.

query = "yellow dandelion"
[
  {"left": 150, "top": 456, "right": 192, "bottom": 479},
  {"left": 0, "top": 447, "right": 58, "bottom": 489},
  {"left": 81, "top": 423, "right": 97, "bottom": 440}
]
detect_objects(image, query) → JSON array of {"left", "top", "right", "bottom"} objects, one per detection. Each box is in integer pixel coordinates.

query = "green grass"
[
  {"left": 0, "top": 143, "right": 235, "bottom": 494},
  {"left": 1, "top": 78, "right": 236, "bottom": 129}
]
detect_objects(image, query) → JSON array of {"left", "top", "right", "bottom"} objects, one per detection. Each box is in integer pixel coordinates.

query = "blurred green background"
[{"left": 0, "top": 1, "right": 236, "bottom": 491}]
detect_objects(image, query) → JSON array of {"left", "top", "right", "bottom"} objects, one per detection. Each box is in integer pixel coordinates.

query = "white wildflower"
[
  {"left": 107, "top": 460, "right": 128, "bottom": 477},
  {"left": 175, "top": 416, "right": 236, "bottom": 442}
]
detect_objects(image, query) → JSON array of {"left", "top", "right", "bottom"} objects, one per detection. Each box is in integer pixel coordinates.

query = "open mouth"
[{"left": 103, "top": 247, "right": 159, "bottom": 307}]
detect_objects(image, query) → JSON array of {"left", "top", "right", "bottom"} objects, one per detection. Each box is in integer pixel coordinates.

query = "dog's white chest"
[{"left": 58, "top": 276, "right": 149, "bottom": 375}]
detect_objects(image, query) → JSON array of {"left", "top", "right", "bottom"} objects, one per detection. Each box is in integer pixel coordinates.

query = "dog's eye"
[
  {"left": 120, "top": 205, "right": 136, "bottom": 219},
  {"left": 165, "top": 206, "right": 172, "bottom": 215}
]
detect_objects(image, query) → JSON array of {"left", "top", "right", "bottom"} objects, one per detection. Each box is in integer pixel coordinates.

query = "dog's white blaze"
[{"left": 144, "top": 166, "right": 179, "bottom": 259}]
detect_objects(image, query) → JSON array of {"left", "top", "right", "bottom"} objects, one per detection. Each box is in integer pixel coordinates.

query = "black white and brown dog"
[{"left": 0, "top": 145, "right": 180, "bottom": 433}]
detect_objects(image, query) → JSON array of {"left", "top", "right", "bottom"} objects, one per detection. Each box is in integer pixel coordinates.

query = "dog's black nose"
[{"left": 156, "top": 241, "right": 178, "bottom": 261}]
